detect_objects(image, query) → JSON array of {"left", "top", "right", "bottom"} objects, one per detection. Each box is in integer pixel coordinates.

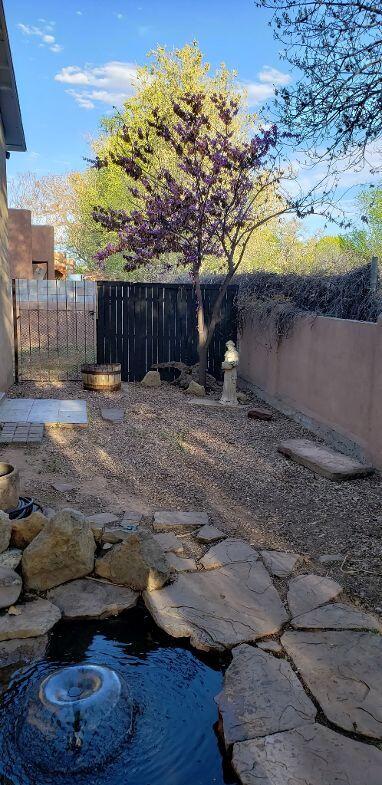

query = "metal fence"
[{"left": 12, "top": 279, "right": 97, "bottom": 381}]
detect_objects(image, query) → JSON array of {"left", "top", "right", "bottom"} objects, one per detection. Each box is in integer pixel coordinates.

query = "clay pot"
[{"left": 0, "top": 463, "right": 20, "bottom": 511}]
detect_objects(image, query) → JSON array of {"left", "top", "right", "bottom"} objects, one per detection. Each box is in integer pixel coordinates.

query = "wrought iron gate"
[
  {"left": 12, "top": 279, "right": 97, "bottom": 381},
  {"left": 96, "top": 282, "right": 238, "bottom": 382}
]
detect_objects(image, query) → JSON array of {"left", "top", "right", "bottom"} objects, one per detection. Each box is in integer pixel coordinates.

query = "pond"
[{"left": 0, "top": 606, "right": 236, "bottom": 785}]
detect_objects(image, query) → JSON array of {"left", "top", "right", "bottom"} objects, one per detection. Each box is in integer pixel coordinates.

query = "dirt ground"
[{"left": 2, "top": 379, "right": 382, "bottom": 614}]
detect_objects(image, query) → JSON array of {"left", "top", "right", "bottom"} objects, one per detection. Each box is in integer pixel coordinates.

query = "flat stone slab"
[
  {"left": 282, "top": 630, "right": 382, "bottom": 739},
  {"left": 232, "top": 723, "right": 382, "bottom": 785},
  {"left": 0, "top": 549, "right": 22, "bottom": 570},
  {"left": 216, "top": 644, "right": 316, "bottom": 745},
  {"left": 278, "top": 438, "right": 374, "bottom": 480},
  {"left": 0, "top": 422, "right": 44, "bottom": 444},
  {"left": 100, "top": 407, "right": 124, "bottom": 423},
  {"left": 166, "top": 553, "right": 198, "bottom": 572},
  {"left": 0, "top": 599, "right": 61, "bottom": 641},
  {"left": 318, "top": 553, "right": 343, "bottom": 564},
  {"left": 51, "top": 481, "right": 77, "bottom": 493},
  {"left": 153, "top": 532, "right": 184, "bottom": 555},
  {"left": 287, "top": 574, "right": 342, "bottom": 617},
  {"left": 121, "top": 511, "right": 143, "bottom": 524},
  {"left": 257, "top": 639, "right": 283, "bottom": 655},
  {"left": 153, "top": 510, "right": 208, "bottom": 532},
  {"left": 200, "top": 538, "right": 259, "bottom": 570},
  {"left": 48, "top": 578, "right": 138, "bottom": 619},
  {"left": 292, "top": 602, "right": 382, "bottom": 631},
  {"left": 102, "top": 526, "right": 139, "bottom": 544},
  {"left": 86, "top": 512, "right": 120, "bottom": 526},
  {"left": 247, "top": 407, "right": 272, "bottom": 421},
  {"left": 0, "top": 635, "right": 48, "bottom": 668},
  {"left": 195, "top": 525, "right": 227, "bottom": 544},
  {"left": 261, "top": 550, "right": 301, "bottom": 578},
  {"left": 0, "top": 567, "right": 22, "bottom": 609},
  {"left": 0, "top": 398, "right": 88, "bottom": 426},
  {"left": 144, "top": 561, "right": 288, "bottom": 651}
]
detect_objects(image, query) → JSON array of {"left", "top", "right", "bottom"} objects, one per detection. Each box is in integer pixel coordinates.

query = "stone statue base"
[{"left": 220, "top": 366, "right": 238, "bottom": 406}]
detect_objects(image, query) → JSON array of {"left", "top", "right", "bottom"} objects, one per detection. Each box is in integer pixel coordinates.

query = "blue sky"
[{"left": 6, "top": 0, "right": 282, "bottom": 177}]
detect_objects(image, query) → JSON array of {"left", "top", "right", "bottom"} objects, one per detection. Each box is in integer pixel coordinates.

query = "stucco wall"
[
  {"left": 0, "top": 117, "right": 13, "bottom": 391},
  {"left": 8, "top": 208, "right": 32, "bottom": 278},
  {"left": 239, "top": 315, "right": 382, "bottom": 469},
  {"left": 32, "top": 224, "right": 54, "bottom": 279}
]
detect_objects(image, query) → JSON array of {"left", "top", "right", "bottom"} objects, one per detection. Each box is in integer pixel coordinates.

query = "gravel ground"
[{"left": 2, "top": 380, "right": 382, "bottom": 613}]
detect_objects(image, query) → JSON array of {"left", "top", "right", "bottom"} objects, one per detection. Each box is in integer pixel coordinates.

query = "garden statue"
[{"left": 220, "top": 340, "right": 239, "bottom": 405}]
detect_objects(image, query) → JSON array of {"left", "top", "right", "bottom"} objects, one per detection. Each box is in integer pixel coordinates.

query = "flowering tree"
[{"left": 92, "top": 91, "right": 294, "bottom": 384}]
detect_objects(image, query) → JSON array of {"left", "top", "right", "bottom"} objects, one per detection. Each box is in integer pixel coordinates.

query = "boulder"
[
  {"left": 95, "top": 528, "right": 170, "bottom": 591},
  {"left": 184, "top": 380, "right": 205, "bottom": 397},
  {"left": 0, "top": 511, "right": 11, "bottom": 554},
  {"left": 0, "top": 567, "right": 22, "bottom": 609},
  {"left": 0, "top": 549, "right": 22, "bottom": 570},
  {"left": 48, "top": 579, "right": 138, "bottom": 619},
  {"left": 0, "top": 635, "right": 48, "bottom": 667},
  {"left": 11, "top": 510, "right": 48, "bottom": 549},
  {"left": 141, "top": 370, "right": 161, "bottom": 388},
  {"left": 22, "top": 508, "right": 96, "bottom": 591},
  {"left": 0, "top": 599, "right": 61, "bottom": 641}
]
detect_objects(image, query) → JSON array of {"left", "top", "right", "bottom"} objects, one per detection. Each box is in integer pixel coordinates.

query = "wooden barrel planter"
[{"left": 81, "top": 363, "right": 122, "bottom": 392}]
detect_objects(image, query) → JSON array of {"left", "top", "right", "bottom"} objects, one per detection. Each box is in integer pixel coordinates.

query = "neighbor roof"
[{"left": 0, "top": 1, "right": 25, "bottom": 151}]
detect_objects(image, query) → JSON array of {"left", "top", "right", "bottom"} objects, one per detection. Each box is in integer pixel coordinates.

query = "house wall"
[
  {"left": 239, "top": 315, "right": 382, "bottom": 469},
  {"left": 8, "top": 209, "right": 55, "bottom": 279},
  {"left": 0, "top": 117, "right": 13, "bottom": 391}
]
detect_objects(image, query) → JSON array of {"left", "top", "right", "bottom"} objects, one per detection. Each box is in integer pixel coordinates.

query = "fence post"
[{"left": 11, "top": 279, "right": 19, "bottom": 384}]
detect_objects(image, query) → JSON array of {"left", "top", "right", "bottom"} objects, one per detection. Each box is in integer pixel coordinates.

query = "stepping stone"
[
  {"left": 232, "top": 723, "right": 382, "bottom": 785},
  {"left": 282, "top": 630, "right": 382, "bottom": 739},
  {"left": 247, "top": 407, "right": 272, "bottom": 421},
  {"left": 0, "top": 635, "right": 48, "bottom": 668},
  {"left": 0, "top": 549, "right": 22, "bottom": 570},
  {"left": 166, "top": 553, "right": 197, "bottom": 572},
  {"left": 257, "top": 639, "right": 283, "bottom": 655},
  {"left": 122, "top": 511, "right": 143, "bottom": 524},
  {"left": 48, "top": 579, "right": 138, "bottom": 619},
  {"left": 261, "top": 550, "right": 301, "bottom": 578},
  {"left": 0, "top": 599, "right": 61, "bottom": 641},
  {"left": 0, "top": 422, "right": 44, "bottom": 444},
  {"left": 0, "top": 568, "right": 22, "bottom": 609},
  {"left": 153, "top": 533, "right": 184, "bottom": 555},
  {"left": 51, "top": 481, "right": 76, "bottom": 493},
  {"left": 291, "top": 602, "right": 382, "bottom": 631},
  {"left": 216, "top": 644, "right": 316, "bottom": 746},
  {"left": 278, "top": 438, "right": 374, "bottom": 480},
  {"left": 200, "top": 538, "right": 259, "bottom": 570},
  {"left": 287, "top": 574, "right": 342, "bottom": 617},
  {"left": 195, "top": 525, "right": 227, "bottom": 544},
  {"left": 153, "top": 511, "right": 208, "bottom": 532},
  {"left": 86, "top": 512, "right": 120, "bottom": 526},
  {"left": 318, "top": 553, "right": 343, "bottom": 564},
  {"left": 100, "top": 407, "right": 124, "bottom": 423},
  {"left": 144, "top": 561, "right": 288, "bottom": 651}
]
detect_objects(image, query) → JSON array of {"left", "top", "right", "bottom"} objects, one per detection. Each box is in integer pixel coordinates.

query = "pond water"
[{"left": 0, "top": 607, "right": 236, "bottom": 785}]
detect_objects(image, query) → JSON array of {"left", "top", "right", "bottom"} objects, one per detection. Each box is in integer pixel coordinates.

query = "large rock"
[
  {"left": 232, "top": 723, "right": 382, "bottom": 785},
  {"left": 22, "top": 509, "right": 96, "bottom": 591},
  {"left": 282, "top": 630, "right": 382, "bottom": 739},
  {"left": 95, "top": 528, "right": 170, "bottom": 591},
  {"left": 144, "top": 561, "right": 288, "bottom": 651},
  {"left": 200, "top": 538, "right": 259, "bottom": 570},
  {"left": 153, "top": 510, "right": 208, "bottom": 532},
  {"left": 278, "top": 438, "right": 374, "bottom": 480},
  {"left": 291, "top": 602, "right": 382, "bottom": 631},
  {"left": 0, "top": 567, "right": 22, "bottom": 609},
  {"left": 216, "top": 644, "right": 316, "bottom": 746},
  {"left": 0, "top": 635, "right": 48, "bottom": 668},
  {"left": 287, "top": 573, "right": 342, "bottom": 617},
  {"left": 0, "top": 511, "right": 11, "bottom": 554},
  {"left": 184, "top": 380, "right": 205, "bottom": 397},
  {"left": 141, "top": 370, "right": 161, "bottom": 388},
  {"left": 11, "top": 510, "right": 48, "bottom": 549},
  {"left": 0, "top": 548, "right": 22, "bottom": 570},
  {"left": 48, "top": 579, "right": 138, "bottom": 619},
  {"left": 0, "top": 599, "right": 61, "bottom": 641}
]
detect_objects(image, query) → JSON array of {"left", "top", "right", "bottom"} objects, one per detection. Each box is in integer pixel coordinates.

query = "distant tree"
[
  {"left": 258, "top": 0, "right": 382, "bottom": 170},
  {"left": 8, "top": 171, "right": 75, "bottom": 247},
  {"left": 92, "top": 91, "right": 315, "bottom": 384},
  {"left": 342, "top": 186, "right": 382, "bottom": 260}
]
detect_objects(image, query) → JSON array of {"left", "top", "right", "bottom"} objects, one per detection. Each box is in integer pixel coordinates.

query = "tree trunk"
[
  {"left": 194, "top": 270, "right": 235, "bottom": 387},
  {"left": 198, "top": 344, "right": 208, "bottom": 387}
]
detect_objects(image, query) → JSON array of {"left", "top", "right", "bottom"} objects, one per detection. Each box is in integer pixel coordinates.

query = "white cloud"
[
  {"left": 115, "top": 13, "right": 124, "bottom": 19},
  {"left": 76, "top": 10, "right": 83, "bottom": 15},
  {"left": 244, "top": 65, "right": 292, "bottom": 106},
  {"left": 55, "top": 61, "right": 139, "bottom": 109},
  {"left": 17, "top": 20, "right": 63, "bottom": 53}
]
